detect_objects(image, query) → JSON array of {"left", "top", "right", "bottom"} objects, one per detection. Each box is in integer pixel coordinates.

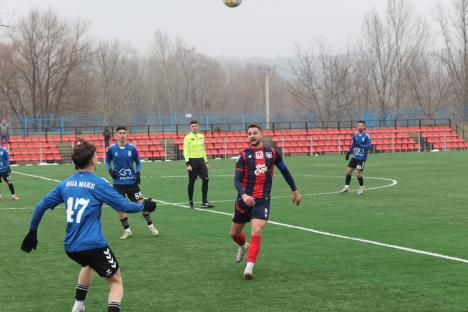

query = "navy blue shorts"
[{"left": 232, "top": 197, "right": 271, "bottom": 224}]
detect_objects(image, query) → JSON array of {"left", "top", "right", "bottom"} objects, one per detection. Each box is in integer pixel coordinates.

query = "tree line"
[{"left": 0, "top": 0, "right": 467, "bottom": 126}]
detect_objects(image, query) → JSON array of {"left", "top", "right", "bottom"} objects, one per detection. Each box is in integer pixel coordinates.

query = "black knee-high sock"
[
  {"left": 75, "top": 284, "right": 88, "bottom": 301},
  {"left": 202, "top": 178, "right": 208, "bottom": 203},
  {"left": 120, "top": 217, "right": 130, "bottom": 230},
  {"left": 8, "top": 183, "right": 15, "bottom": 195},
  {"left": 143, "top": 213, "right": 153, "bottom": 225},
  {"left": 357, "top": 176, "right": 364, "bottom": 186},
  {"left": 188, "top": 181, "right": 195, "bottom": 202},
  {"left": 108, "top": 302, "right": 121, "bottom": 312},
  {"left": 345, "top": 174, "right": 351, "bottom": 185}
]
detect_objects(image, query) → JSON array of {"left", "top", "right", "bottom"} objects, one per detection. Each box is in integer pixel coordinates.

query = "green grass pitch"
[{"left": 1, "top": 151, "right": 468, "bottom": 312}]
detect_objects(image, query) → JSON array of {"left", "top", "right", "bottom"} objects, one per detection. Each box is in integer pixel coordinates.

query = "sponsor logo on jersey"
[
  {"left": 128, "top": 151, "right": 132, "bottom": 157},
  {"left": 255, "top": 151, "right": 264, "bottom": 159},
  {"left": 265, "top": 152, "right": 273, "bottom": 159},
  {"left": 254, "top": 163, "right": 267, "bottom": 176}
]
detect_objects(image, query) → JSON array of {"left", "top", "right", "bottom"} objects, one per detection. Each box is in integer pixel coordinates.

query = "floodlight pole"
[{"left": 258, "top": 65, "right": 276, "bottom": 130}]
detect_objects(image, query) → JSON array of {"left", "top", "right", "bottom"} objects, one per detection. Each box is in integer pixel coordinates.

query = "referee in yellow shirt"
[{"left": 183, "top": 120, "right": 214, "bottom": 209}]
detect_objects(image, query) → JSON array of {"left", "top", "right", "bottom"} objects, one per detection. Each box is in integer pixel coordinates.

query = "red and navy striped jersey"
[{"left": 235, "top": 145, "right": 282, "bottom": 198}]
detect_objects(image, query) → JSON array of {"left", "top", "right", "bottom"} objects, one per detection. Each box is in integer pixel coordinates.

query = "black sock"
[
  {"left": 202, "top": 179, "right": 208, "bottom": 203},
  {"left": 188, "top": 181, "right": 195, "bottom": 202},
  {"left": 108, "top": 302, "right": 121, "bottom": 312},
  {"left": 8, "top": 183, "right": 15, "bottom": 195},
  {"left": 357, "top": 176, "right": 364, "bottom": 186},
  {"left": 345, "top": 174, "right": 351, "bottom": 185},
  {"left": 120, "top": 217, "right": 130, "bottom": 230},
  {"left": 143, "top": 213, "right": 153, "bottom": 225},
  {"left": 75, "top": 284, "right": 88, "bottom": 301}
]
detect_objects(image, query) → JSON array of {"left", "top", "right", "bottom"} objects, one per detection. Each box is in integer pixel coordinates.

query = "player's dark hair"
[
  {"left": 190, "top": 120, "right": 198, "bottom": 125},
  {"left": 116, "top": 126, "right": 127, "bottom": 132},
  {"left": 247, "top": 123, "right": 262, "bottom": 132},
  {"left": 72, "top": 141, "right": 96, "bottom": 169},
  {"left": 358, "top": 120, "right": 366, "bottom": 125}
]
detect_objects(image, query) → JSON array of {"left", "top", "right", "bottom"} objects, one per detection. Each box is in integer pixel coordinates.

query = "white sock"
[{"left": 245, "top": 262, "right": 254, "bottom": 270}]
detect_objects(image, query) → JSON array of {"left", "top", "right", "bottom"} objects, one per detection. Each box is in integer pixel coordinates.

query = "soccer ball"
[{"left": 223, "top": 0, "right": 242, "bottom": 8}]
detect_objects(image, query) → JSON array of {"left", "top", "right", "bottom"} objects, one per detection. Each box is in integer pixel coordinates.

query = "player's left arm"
[
  {"left": 5, "top": 149, "right": 10, "bottom": 171},
  {"left": 134, "top": 146, "right": 142, "bottom": 183},
  {"left": 274, "top": 153, "right": 301, "bottom": 205},
  {"left": 360, "top": 135, "right": 372, "bottom": 150}
]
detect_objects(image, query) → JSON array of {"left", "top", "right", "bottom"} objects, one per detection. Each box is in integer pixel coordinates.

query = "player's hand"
[
  {"left": 345, "top": 153, "right": 350, "bottom": 160},
  {"left": 241, "top": 194, "right": 256, "bottom": 207},
  {"left": 108, "top": 169, "right": 118, "bottom": 179},
  {"left": 21, "top": 230, "right": 38, "bottom": 253},
  {"left": 187, "top": 165, "right": 192, "bottom": 171},
  {"left": 205, "top": 163, "right": 209, "bottom": 170},
  {"left": 143, "top": 198, "right": 156, "bottom": 213},
  {"left": 292, "top": 190, "right": 301, "bottom": 206},
  {"left": 136, "top": 172, "right": 141, "bottom": 184}
]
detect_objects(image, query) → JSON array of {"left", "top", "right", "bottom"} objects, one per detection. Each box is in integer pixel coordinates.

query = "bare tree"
[
  {"left": 361, "top": 0, "right": 428, "bottom": 118},
  {"left": 288, "top": 43, "right": 354, "bottom": 123},
  {"left": 437, "top": 0, "right": 468, "bottom": 120},
  {"left": 0, "top": 9, "right": 90, "bottom": 122}
]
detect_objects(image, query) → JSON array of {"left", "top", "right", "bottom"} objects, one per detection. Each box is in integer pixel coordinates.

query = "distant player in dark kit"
[
  {"left": 183, "top": 120, "right": 214, "bottom": 208},
  {"left": 341, "top": 120, "right": 372, "bottom": 195},
  {"left": 230, "top": 124, "right": 301, "bottom": 280},
  {"left": 0, "top": 146, "right": 20, "bottom": 200},
  {"left": 106, "top": 126, "right": 159, "bottom": 239},
  {"left": 20, "top": 141, "right": 157, "bottom": 312}
]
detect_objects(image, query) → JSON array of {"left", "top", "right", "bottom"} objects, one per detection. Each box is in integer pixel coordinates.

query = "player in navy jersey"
[
  {"left": 230, "top": 124, "right": 301, "bottom": 280},
  {"left": 105, "top": 126, "right": 159, "bottom": 239},
  {"left": 20, "top": 141, "right": 156, "bottom": 312},
  {"left": 341, "top": 120, "right": 372, "bottom": 195},
  {"left": 0, "top": 146, "right": 20, "bottom": 200}
]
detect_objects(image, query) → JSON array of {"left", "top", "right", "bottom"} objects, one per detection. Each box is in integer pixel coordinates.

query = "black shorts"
[
  {"left": 67, "top": 247, "right": 119, "bottom": 278},
  {"left": 0, "top": 172, "right": 11, "bottom": 183},
  {"left": 232, "top": 197, "right": 271, "bottom": 224},
  {"left": 348, "top": 158, "right": 366, "bottom": 171},
  {"left": 113, "top": 183, "right": 143, "bottom": 202},
  {"left": 188, "top": 158, "right": 208, "bottom": 180}
]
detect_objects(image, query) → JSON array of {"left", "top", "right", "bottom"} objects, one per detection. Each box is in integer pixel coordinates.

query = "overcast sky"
[{"left": 0, "top": 0, "right": 442, "bottom": 58}]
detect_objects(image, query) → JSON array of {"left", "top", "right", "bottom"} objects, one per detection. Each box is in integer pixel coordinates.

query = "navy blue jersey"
[
  {"left": 0, "top": 147, "right": 9, "bottom": 173},
  {"left": 29, "top": 171, "right": 143, "bottom": 253},
  {"left": 105, "top": 143, "right": 141, "bottom": 185},
  {"left": 348, "top": 132, "right": 372, "bottom": 161},
  {"left": 235, "top": 146, "right": 296, "bottom": 198}
]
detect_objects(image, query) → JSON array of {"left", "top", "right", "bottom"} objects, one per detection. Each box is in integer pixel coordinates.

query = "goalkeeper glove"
[
  {"left": 108, "top": 169, "right": 118, "bottom": 179},
  {"left": 21, "top": 230, "right": 38, "bottom": 253},
  {"left": 136, "top": 172, "right": 141, "bottom": 184},
  {"left": 345, "top": 152, "right": 350, "bottom": 160},
  {"left": 143, "top": 198, "right": 156, "bottom": 213}
]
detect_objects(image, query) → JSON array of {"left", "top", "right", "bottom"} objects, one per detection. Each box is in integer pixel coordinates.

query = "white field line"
[{"left": 9, "top": 171, "right": 468, "bottom": 264}]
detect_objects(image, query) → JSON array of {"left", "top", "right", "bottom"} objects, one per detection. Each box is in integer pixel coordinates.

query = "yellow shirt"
[{"left": 183, "top": 132, "right": 207, "bottom": 162}]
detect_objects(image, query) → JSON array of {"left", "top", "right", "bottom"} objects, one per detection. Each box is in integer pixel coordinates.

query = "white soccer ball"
[{"left": 223, "top": 0, "right": 242, "bottom": 8}]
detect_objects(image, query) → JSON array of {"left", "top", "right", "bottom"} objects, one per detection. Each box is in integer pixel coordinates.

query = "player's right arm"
[
  {"left": 183, "top": 134, "right": 190, "bottom": 165},
  {"left": 105, "top": 147, "right": 117, "bottom": 179},
  {"left": 234, "top": 152, "right": 255, "bottom": 206},
  {"left": 96, "top": 179, "right": 144, "bottom": 213}
]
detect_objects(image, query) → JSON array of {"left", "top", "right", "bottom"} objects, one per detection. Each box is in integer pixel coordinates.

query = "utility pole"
[{"left": 257, "top": 65, "right": 276, "bottom": 129}]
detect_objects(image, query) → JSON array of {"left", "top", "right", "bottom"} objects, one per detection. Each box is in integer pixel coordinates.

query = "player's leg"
[
  {"left": 0, "top": 174, "right": 3, "bottom": 200},
  {"left": 106, "top": 270, "right": 123, "bottom": 312},
  {"left": 244, "top": 218, "right": 267, "bottom": 280},
  {"left": 342, "top": 158, "right": 357, "bottom": 192},
  {"left": 187, "top": 166, "right": 196, "bottom": 208},
  {"left": 356, "top": 162, "right": 365, "bottom": 195},
  {"left": 3, "top": 174, "right": 19, "bottom": 200},
  {"left": 72, "top": 266, "right": 93, "bottom": 312},
  {"left": 114, "top": 185, "right": 132, "bottom": 239},
  {"left": 199, "top": 162, "right": 214, "bottom": 208},
  {"left": 231, "top": 200, "right": 251, "bottom": 263}
]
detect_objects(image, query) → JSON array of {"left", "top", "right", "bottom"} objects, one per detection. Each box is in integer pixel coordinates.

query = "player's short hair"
[
  {"left": 116, "top": 126, "right": 127, "bottom": 132},
  {"left": 75, "top": 129, "right": 82, "bottom": 135},
  {"left": 247, "top": 123, "right": 262, "bottom": 132},
  {"left": 72, "top": 141, "right": 96, "bottom": 169},
  {"left": 190, "top": 120, "right": 198, "bottom": 125},
  {"left": 358, "top": 120, "right": 366, "bottom": 125}
]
